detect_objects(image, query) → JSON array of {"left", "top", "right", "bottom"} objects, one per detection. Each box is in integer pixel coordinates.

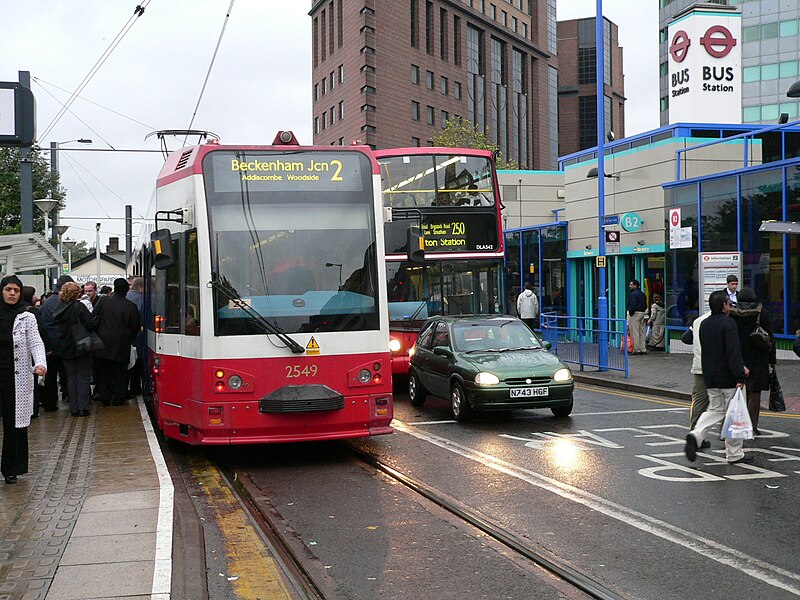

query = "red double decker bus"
[
  {"left": 132, "top": 132, "right": 393, "bottom": 444},
  {"left": 374, "top": 147, "right": 506, "bottom": 377}
]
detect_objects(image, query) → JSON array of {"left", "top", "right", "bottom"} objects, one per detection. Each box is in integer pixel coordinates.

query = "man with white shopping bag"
[{"left": 684, "top": 291, "right": 752, "bottom": 464}]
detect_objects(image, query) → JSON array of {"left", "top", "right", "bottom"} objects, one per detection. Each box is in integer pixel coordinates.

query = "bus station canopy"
[{"left": 0, "top": 233, "right": 62, "bottom": 275}]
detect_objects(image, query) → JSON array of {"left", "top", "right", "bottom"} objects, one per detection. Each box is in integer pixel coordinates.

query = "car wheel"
[
  {"left": 451, "top": 382, "right": 472, "bottom": 422},
  {"left": 408, "top": 370, "right": 426, "bottom": 407},
  {"left": 551, "top": 398, "right": 573, "bottom": 418}
]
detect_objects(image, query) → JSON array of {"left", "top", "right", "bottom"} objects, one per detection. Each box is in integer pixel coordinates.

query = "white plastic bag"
[
  {"left": 721, "top": 387, "right": 753, "bottom": 440},
  {"left": 128, "top": 345, "right": 138, "bottom": 371}
]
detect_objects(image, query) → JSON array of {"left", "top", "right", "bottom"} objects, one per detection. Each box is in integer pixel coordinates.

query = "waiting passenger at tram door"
[{"left": 93, "top": 278, "right": 140, "bottom": 407}]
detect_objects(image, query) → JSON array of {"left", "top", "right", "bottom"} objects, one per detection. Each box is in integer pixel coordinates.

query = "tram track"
[
  {"left": 344, "top": 441, "right": 632, "bottom": 600},
  {"left": 217, "top": 463, "right": 332, "bottom": 600}
]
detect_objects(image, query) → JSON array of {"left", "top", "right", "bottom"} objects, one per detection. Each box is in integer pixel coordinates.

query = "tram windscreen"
[
  {"left": 386, "top": 259, "right": 503, "bottom": 323},
  {"left": 203, "top": 149, "right": 380, "bottom": 335}
]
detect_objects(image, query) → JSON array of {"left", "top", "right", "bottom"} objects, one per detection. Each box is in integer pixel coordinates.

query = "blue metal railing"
[{"left": 539, "top": 312, "right": 629, "bottom": 377}]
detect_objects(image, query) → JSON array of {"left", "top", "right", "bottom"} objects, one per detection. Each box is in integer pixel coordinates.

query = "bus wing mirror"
[
  {"left": 407, "top": 226, "right": 425, "bottom": 264},
  {"left": 151, "top": 229, "right": 174, "bottom": 270}
]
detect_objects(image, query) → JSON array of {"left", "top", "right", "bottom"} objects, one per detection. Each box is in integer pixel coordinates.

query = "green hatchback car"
[{"left": 408, "top": 315, "right": 574, "bottom": 421}]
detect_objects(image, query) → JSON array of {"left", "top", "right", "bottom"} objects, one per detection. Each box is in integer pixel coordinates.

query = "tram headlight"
[
  {"left": 389, "top": 338, "right": 402, "bottom": 353},
  {"left": 553, "top": 368, "right": 573, "bottom": 382},
  {"left": 358, "top": 369, "right": 372, "bottom": 383},
  {"left": 228, "top": 375, "right": 243, "bottom": 390}
]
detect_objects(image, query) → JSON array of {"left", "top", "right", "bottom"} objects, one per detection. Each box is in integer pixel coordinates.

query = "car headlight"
[
  {"left": 408, "top": 345, "right": 416, "bottom": 358},
  {"left": 475, "top": 372, "right": 500, "bottom": 385},
  {"left": 389, "top": 338, "right": 402, "bottom": 353},
  {"left": 553, "top": 368, "right": 572, "bottom": 382}
]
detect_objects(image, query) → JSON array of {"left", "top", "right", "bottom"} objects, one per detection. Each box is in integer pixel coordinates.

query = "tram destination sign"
[{"left": 206, "top": 150, "right": 367, "bottom": 193}]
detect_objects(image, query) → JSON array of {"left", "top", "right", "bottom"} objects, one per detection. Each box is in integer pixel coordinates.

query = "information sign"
[{"left": 698, "top": 252, "right": 741, "bottom": 314}]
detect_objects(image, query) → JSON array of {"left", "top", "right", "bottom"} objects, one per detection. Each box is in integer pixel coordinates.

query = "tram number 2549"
[{"left": 286, "top": 365, "right": 319, "bottom": 378}]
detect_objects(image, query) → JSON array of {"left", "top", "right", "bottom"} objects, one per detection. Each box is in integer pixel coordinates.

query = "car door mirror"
[
  {"left": 542, "top": 340, "right": 552, "bottom": 350},
  {"left": 433, "top": 346, "right": 453, "bottom": 358}
]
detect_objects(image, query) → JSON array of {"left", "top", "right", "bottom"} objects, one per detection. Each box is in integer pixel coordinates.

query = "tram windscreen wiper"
[{"left": 209, "top": 273, "right": 305, "bottom": 354}]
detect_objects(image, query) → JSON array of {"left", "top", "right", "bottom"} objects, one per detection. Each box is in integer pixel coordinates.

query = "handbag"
[
  {"left": 769, "top": 367, "right": 786, "bottom": 412},
  {"left": 71, "top": 321, "right": 105, "bottom": 355},
  {"left": 721, "top": 387, "right": 754, "bottom": 440},
  {"left": 749, "top": 307, "right": 772, "bottom": 353}
]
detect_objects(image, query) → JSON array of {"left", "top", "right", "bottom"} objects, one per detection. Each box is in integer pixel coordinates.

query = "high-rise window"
[
  {"left": 321, "top": 9, "right": 327, "bottom": 61},
  {"left": 427, "top": 70, "right": 434, "bottom": 89},
  {"left": 547, "top": 0, "right": 557, "bottom": 54},
  {"left": 426, "top": 1, "right": 434, "bottom": 54},
  {"left": 412, "top": 101, "right": 420, "bottom": 120},
  {"left": 440, "top": 8, "right": 448, "bottom": 61},
  {"left": 441, "top": 76, "right": 448, "bottom": 95},
  {"left": 491, "top": 38, "right": 507, "bottom": 154},
  {"left": 339, "top": 64, "right": 344, "bottom": 83},
  {"left": 427, "top": 106, "right": 435, "bottom": 125},
  {"left": 579, "top": 95, "right": 596, "bottom": 150},
  {"left": 411, "top": 0, "right": 418, "bottom": 48},
  {"left": 467, "top": 25, "right": 485, "bottom": 131},
  {"left": 455, "top": 81, "right": 462, "bottom": 100},
  {"left": 548, "top": 66, "right": 558, "bottom": 169},
  {"left": 454, "top": 16, "right": 461, "bottom": 65},
  {"left": 512, "top": 48, "right": 528, "bottom": 167},
  {"left": 339, "top": 101, "right": 344, "bottom": 120},
  {"left": 412, "top": 64, "right": 420, "bottom": 84}
]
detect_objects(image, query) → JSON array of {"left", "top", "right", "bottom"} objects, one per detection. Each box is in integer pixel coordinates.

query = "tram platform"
[
  {"left": 572, "top": 350, "right": 800, "bottom": 413},
  {"left": 0, "top": 398, "right": 177, "bottom": 600}
]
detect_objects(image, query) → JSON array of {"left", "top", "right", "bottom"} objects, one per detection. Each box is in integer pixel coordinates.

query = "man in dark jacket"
[
  {"left": 94, "top": 278, "right": 140, "bottom": 406},
  {"left": 627, "top": 279, "right": 648, "bottom": 355},
  {"left": 40, "top": 275, "right": 73, "bottom": 411},
  {"left": 685, "top": 290, "right": 750, "bottom": 464}
]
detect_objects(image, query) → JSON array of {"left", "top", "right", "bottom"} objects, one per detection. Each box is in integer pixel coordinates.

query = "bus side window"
[{"left": 184, "top": 230, "right": 200, "bottom": 336}]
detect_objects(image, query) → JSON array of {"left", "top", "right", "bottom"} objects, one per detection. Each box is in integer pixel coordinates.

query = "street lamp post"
[
  {"left": 595, "top": 0, "right": 610, "bottom": 370},
  {"left": 62, "top": 239, "right": 76, "bottom": 276},
  {"left": 95, "top": 223, "right": 102, "bottom": 284},
  {"left": 54, "top": 224, "right": 69, "bottom": 277}
]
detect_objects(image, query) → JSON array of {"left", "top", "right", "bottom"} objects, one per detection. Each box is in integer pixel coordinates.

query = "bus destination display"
[{"left": 385, "top": 214, "right": 498, "bottom": 254}]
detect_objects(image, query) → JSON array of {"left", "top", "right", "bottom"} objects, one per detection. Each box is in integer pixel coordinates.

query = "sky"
[{"left": 1, "top": 0, "right": 658, "bottom": 250}]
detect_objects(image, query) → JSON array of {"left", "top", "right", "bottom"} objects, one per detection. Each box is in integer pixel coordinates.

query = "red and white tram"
[{"left": 133, "top": 131, "right": 393, "bottom": 444}]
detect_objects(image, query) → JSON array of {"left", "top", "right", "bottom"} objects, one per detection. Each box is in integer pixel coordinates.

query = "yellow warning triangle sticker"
[{"left": 306, "top": 337, "right": 320, "bottom": 350}]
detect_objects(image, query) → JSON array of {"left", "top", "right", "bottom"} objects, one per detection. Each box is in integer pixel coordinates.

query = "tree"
[
  {"left": 0, "top": 147, "right": 61, "bottom": 236},
  {"left": 70, "top": 240, "right": 91, "bottom": 261},
  {"left": 430, "top": 117, "right": 518, "bottom": 170}
]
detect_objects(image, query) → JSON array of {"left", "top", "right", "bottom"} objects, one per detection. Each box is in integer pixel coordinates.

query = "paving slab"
[{"left": 60, "top": 532, "right": 157, "bottom": 565}]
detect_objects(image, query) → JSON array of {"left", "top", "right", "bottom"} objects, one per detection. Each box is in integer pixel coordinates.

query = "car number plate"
[{"left": 510, "top": 387, "right": 549, "bottom": 398}]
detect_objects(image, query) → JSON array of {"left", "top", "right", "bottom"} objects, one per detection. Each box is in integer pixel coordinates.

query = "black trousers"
[
  {"left": 1, "top": 368, "right": 28, "bottom": 478},
  {"left": 44, "top": 353, "right": 68, "bottom": 410},
  {"left": 95, "top": 358, "right": 129, "bottom": 406}
]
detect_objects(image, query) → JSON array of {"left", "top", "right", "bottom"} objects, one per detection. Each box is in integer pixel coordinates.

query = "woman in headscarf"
[
  {"left": 53, "top": 282, "right": 97, "bottom": 417},
  {"left": 729, "top": 287, "right": 776, "bottom": 435},
  {"left": 0, "top": 275, "right": 47, "bottom": 484},
  {"left": 22, "top": 286, "right": 50, "bottom": 418}
]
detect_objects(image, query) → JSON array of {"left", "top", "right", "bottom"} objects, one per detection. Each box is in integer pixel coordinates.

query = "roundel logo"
[
  {"left": 700, "top": 25, "right": 737, "bottom": 58},
  {"left": 670, "top": 30, "right": 691, "bottom": 63}
]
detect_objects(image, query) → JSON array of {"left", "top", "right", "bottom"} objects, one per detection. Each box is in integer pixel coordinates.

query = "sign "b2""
[{"left": 621, "top": 212, "right": 642, "bottom": 232}]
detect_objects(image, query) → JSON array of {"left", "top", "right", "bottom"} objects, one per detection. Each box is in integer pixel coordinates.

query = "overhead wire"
[
  {"left": 39, "top": 1, "right": 153, "bottom": 141},
  {"left": 33, "top": 81, "right": 117, "bottom": 149},
  {"left": 59, "top": 152, "right": 147, "bottom": 219},
  {"left": 33, "top": 77, "right": 157, "bottom": 133},
  {"left": 183, "top": 0, "right": 236, "bottom": 145},
  {"left": 59, "top": 153, "right": 112, "bottom": 219}
]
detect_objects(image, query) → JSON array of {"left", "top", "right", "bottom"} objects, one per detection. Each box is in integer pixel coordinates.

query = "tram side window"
[
  {"left": 155, "top": 237, "right": 182, "bottom": 333},
  {"left": 185, "top": 230, "right": 200, "bottom": 336}
]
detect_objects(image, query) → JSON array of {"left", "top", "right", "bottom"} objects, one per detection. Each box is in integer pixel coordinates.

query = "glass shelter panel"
[{"left": 740, "top": 169, "right": 784, "bottom": 334}]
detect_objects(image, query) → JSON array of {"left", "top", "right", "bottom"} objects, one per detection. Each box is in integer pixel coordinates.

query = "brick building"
[
  {"left": 556, "top": 16, "right": 625, "bottom": 156},
  {"left": 310, "top": 0, "right": 560, "bottom": 169}
]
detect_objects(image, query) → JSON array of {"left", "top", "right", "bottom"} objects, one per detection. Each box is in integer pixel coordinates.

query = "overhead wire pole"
[{"left": 596, "top": 0, "right": 609, "bottom": 371}]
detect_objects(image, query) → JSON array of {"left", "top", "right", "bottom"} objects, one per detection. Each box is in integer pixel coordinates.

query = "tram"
[
  {"left": 132, "top": 131, "right": 394, "bottom": 444},
  {"left": 374, "top": 147, "right": 506, "bottom": 377}
]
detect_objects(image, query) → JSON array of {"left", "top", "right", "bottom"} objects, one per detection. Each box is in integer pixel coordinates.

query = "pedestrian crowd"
[
  {"left": 682, "top": 281, "right": 800, "bottom": 465},
  {"left": 1, "top": 274, "right": 145, "bottom": 485}
]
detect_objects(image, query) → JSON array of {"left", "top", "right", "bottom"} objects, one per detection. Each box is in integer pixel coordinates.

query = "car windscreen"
[{"left": 451, "top": 320, "right": 542, "bottom": 352}]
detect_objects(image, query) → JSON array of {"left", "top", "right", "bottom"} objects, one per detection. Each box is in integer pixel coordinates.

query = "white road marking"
[
  {"left": 639, "top": 451, "right": 786, "bottom": 481},
  {"left": 138, "top": 400, "right": 174, "bottom": 599},
  {"left": 571, "top": 407, "right": 687, "bottom": 417},
  {"left": 500, "top": 430, "right": 623, "bottom": 449},
  {"left": 408, "top": 419, "right": 458, "bottom": 425},
  {"left": 393, "top": 418, "right": 800, "bottom": 596}
]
